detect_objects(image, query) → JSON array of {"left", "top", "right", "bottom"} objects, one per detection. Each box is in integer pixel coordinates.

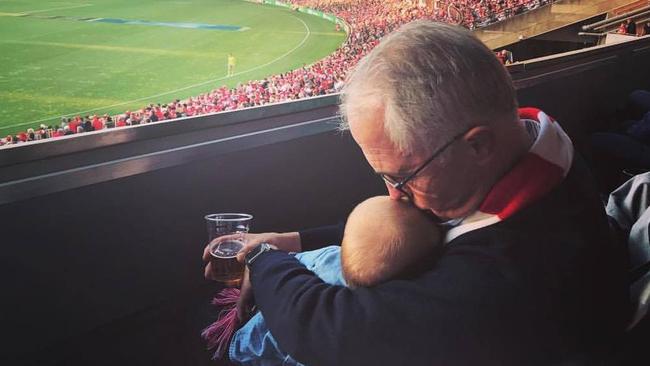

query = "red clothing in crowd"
[
  {"left": 68, "top": 120, "right": 80, "bottom": 134},
  {"left": 92, "top": 119, "right": 104, "bottom": 130}
]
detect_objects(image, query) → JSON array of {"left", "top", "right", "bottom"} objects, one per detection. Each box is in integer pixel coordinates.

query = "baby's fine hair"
[{"left": 341, "top": 196, "right": 442, "bottom": 287}]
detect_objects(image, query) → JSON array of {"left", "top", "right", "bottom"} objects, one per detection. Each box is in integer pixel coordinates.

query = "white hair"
[{"left": 340, "top": 21, "right": 518, "bottom": 154}]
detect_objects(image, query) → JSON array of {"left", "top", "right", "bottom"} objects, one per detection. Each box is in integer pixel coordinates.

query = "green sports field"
[{"left": 0, "top": 0, "right": 345, "bottom": 135}]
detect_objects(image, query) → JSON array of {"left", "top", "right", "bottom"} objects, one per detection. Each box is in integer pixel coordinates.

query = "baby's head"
[{"left": 341, "top": 196, "right": 442, "bottom": 288}]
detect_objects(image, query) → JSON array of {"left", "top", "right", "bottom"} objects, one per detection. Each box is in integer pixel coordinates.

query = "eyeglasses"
[{"left": 380, "top": 128, "right": 471, "bottom": 199}]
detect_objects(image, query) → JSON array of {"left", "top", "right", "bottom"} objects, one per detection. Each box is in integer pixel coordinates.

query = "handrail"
[
  {"left": 582, "top": 4, "right": 650, "bottom": 31},
  {"left": 508, "top": 35, "right": 650, "bottom": 89},
  {"left": 578, "top": 32, "right": 606, "bottom": 37},
  {"left": 593, "top": 10, "right": 650, "bottom": 32}
]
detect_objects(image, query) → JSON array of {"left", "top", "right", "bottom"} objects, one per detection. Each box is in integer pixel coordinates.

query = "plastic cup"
[{"left": 205, "top": 213, "right": 253, "bottom": 287}]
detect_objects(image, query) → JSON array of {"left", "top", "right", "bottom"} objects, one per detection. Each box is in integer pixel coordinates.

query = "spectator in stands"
[
  {"left": 92, "top": 115, "right": 104, "bottom": 131},
  {"left": 626, "top": 19, "right": 637, "bottom": 35},
  {"left": 496, "top": 50, "right": 507, "bottom": 64},
  {"left": 68, "top": 117, "right": 81, "bottom": 134},
  {"left": 39, "top": 125, "right": 49, "bottom": 139},
  {"left": 495, "top": 49, "right": 513, "bottom": 64},
  {"left": 105, "top": 115, "right": 115, "bottom": 129},
  {"left": 644, "top": 21, "right": 650, "bottom": 36},
  {"left": 203, "top": 20, "right": 629, "bottom": 365},
  {"left": 83, "top": 118, "right": 94, "bottom": 132}
]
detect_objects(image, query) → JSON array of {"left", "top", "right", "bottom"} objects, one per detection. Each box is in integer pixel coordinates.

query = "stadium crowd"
[
  {"left": 617, "top": 19, "right": 650, "bottom": 37},
  {"left": 1, "top": 0, "right": 555, "bottom": 147}
]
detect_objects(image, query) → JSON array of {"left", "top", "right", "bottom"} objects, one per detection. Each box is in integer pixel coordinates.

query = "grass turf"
[{"left": 0, "top": 0, "right": 345, "bottom": 135}]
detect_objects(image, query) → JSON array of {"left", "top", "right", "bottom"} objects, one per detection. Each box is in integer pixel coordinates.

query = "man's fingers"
[
  {"left": 204, "top": 262, "right": 215, "bottom": 280},
  {"left": 202, "top": 244, "right": 212, "bottom": 262},
  {"left": 236, "top": 239, "right": 263, "bottom": 263},
  {"left": 236, "top": 250, "right": 247, "bottom": 263}
]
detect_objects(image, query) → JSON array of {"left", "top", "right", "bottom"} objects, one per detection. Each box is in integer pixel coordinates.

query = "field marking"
[
  {"left": 274, "top": 31, "right": 344, "bottom": 36},
  {"left": 88, "top": 17, "right": 247, "bottom": 31},
  {"left": 0, "top": 3, "right": 92, "bottom": 16},
  {"left": 1, "top": 39, "right": 219, "bottom": 58},
  {"left": 3, "top": 14, "right": 313, "bottom": 130},
  {"left": 23, "top": 3, "right": 93, "bottom": 14}
]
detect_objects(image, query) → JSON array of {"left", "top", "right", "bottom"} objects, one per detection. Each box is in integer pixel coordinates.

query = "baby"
[{"left": 229, "top": 196, "right": 442, "bottom": 365}]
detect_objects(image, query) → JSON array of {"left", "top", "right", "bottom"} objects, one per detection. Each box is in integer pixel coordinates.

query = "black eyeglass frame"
[{"left": 380, "top": 128, "right": 472, "bottom": 198}]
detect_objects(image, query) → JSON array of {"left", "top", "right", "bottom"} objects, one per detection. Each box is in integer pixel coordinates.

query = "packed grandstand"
[{"left": 1, "top": 0, "right": 556, "bottom": 147}]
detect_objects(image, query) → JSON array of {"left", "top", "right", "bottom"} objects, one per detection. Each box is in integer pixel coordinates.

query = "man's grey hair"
[{"left": 340, "top": 20, "right": 518, "bottom": 154}]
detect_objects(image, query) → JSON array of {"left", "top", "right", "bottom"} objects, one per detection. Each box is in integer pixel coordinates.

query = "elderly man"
[{"left": 204, "top": 21, "right": 629, "bottom": 365}]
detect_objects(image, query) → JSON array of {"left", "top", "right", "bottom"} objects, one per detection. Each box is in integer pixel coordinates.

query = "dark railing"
[{"left": 582, "top": 4, "right": 650, "bottom": 32}]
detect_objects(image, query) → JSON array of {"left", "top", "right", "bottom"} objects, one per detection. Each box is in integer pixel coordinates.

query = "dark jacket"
[{"left": 249, "top": 157, "right": 630, "bottom": 366}]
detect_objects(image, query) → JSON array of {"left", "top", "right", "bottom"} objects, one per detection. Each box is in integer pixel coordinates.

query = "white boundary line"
[
  {"left": 24, "top": 3, "right": 93, "bottom": 14},
  {"left": 2, "top": 13, "right": 312, "bottom": 130}
]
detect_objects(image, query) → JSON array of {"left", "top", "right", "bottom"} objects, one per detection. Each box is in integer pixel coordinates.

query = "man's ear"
[{"left": 462, "top": 126, "right": 495, "bottom": 164}]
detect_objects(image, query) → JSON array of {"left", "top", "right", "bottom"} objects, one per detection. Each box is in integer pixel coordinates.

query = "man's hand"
[{"left": 202, "top": 231, "right": 301, "bottom": 280}]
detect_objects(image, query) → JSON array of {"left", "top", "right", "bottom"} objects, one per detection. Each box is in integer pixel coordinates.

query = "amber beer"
[
  {"left": 205, "top": 213, "right": 252, "bottom": 287},
  {"left": 210, "top": 239, "right": 246, "bottom": 287}
]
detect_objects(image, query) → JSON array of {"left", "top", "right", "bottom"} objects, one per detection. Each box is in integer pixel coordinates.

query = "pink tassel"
[{"left": 202, "top": 288, "right": 241, "bottom": 359}]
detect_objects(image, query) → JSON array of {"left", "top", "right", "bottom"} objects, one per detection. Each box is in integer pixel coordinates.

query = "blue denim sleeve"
[{"left": 229, "top": 311, "right": 305, "bottom": 366}]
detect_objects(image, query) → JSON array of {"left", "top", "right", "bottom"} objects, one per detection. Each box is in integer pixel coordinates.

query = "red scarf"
[{"left": 445, "top": 108, "right": 574, "bottom": 243}]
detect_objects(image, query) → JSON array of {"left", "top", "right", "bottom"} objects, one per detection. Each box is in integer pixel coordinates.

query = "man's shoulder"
[
  {"left": 449, "top": 155, "right": 611, "bottom": 269},
  {"left": 436, "top": 153, "right": 629, "bottom": 329}
]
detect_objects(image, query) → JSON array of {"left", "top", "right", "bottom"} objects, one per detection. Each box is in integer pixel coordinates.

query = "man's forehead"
[
  {"left": 350, "top": 119, "right": 419, "bottom": 158},
  {"left": 352, "top": 132, "right": 420, "bottom": 174},
  {"left": 348, "top": 107, "right": 391, "bottom": 146}
]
